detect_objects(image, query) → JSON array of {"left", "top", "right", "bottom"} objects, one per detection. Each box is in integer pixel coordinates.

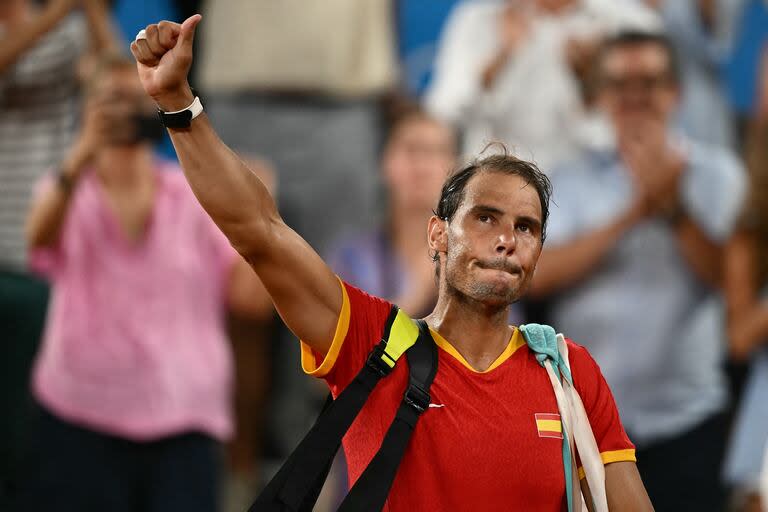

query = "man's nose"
[{"left": 495, "top": 228, "right": 516, "bottom": 255}]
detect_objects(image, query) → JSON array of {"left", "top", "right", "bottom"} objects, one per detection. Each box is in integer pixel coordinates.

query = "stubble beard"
[{"left": 443, "top": 263, "right": 523, "bottom": 313}]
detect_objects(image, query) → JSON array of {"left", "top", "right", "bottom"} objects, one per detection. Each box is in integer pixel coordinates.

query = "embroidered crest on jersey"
[{"left": 535, "top": 413, "right": 563, "bottom": 439}]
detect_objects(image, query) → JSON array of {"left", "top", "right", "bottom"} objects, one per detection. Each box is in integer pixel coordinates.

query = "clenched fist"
[{"left": 129, "top": 14, "right": 202, "bottom": 111}]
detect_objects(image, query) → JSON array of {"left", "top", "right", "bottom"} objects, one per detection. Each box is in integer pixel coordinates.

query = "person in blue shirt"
[
  {"left": 530, "top": 30, "right": 747, "bottom": 511},
  {"left": 328, "top": 106, "right": 458, "bottom": 319}
]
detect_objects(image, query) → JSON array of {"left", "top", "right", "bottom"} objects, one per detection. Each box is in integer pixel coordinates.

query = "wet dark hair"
[
  {"left": 434, "top": 146, "right": 553, "bottom": 241},
  {"left": 597, "top": 30, "right": 681, "bottom": 84}
]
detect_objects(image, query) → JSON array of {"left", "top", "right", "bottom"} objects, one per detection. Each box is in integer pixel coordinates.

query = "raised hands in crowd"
[{"left": 0, "top": 0, "right": 114, "bottom": 74}]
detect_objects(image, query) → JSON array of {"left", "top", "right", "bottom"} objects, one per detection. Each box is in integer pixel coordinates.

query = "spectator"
[
  {"left": 24, "top": 55, "right": 272, "bottom": 512},
  {"left": 196, "top": 0, "right": 399, "bottom": 458},
  {"left": 424, "top": 0, "right": 659, "bottom": 171},
  {"left": 722, "top": 86, "right": 768, "bottom": 512},
  {"left": 328, "top": 107, "right": 457, "bottom": 318},
  {"left": 197, "top": 0, "right": 396, "bottom": 254},
  {"left": 0, "top": 1, "right": 112, "bottom": 509},
  {"left": 529, "top": 31, "right": 746, "bottom": 511},
  {"left": 649, "top": 0, "right": 741, "bottom": 148}
]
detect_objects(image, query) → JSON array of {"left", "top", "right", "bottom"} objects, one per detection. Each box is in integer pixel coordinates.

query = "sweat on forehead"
[{"left": 434, "top": 150, "right": 553, "bottom": 240}]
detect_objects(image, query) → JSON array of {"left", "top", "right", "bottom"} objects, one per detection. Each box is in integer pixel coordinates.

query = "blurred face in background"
[
  {"left": 597, "top": 42, "right": 679, "bottom": 138},
  {"left": 88, "top": 63, "right": 164, "bottom": 149},
  {"left": 534, "top": 0, "right": 578, "bottom": 14},
  {"left": 382, "top": 115, "right": 456, "bottom": 213}
]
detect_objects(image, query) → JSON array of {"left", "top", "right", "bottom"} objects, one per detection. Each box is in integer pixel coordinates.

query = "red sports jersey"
[{"left": 301, "top": 281, "right": 635, "bottom": 511}]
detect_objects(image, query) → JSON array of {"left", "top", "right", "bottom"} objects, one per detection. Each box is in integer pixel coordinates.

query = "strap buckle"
[
  {"left": 366, "top": 341, "right": 396, "bottom": 377},
  {"left": 403, "top": 383, "right": 430, "bottom": 413}
]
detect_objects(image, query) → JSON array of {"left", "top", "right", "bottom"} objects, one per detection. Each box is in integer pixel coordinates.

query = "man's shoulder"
[
  {"left": 684, "top": 137, "right": 744, "bottom": 176},
  {"left": 562, "top": 336, "right": 604, "bottom": 378},
  {"left": 342, "top": 279, "right": 394, "bottom": 314},
  {"left": 563, "top": 337, "right": 590, "bottom": 359}
]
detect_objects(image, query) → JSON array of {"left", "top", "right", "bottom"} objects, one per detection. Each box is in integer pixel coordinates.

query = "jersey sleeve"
[
  {"left": 299, "top": 279, "right": 393, "bottom": 396},
  {"left": 566, "top": 339, "right": 636, "bottom": 477}
]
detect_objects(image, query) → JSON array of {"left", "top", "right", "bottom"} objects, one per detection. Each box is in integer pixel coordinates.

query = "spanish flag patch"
[{"left": 535, "top": 413, "right": 563, "bottom": 439}]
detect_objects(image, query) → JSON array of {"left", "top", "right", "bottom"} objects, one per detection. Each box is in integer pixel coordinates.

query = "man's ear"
[{"left": 428, "top": 215, "right": 448, "bottom": 256}]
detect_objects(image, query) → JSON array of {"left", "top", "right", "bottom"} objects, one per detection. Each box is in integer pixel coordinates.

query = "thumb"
[{"left": 178, "top": 14, "right": 202, "bottom": 49}]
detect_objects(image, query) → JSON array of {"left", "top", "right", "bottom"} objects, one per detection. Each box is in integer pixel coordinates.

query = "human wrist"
[
  {"left": 660, "top": 199, "right": 686, "bottom": 227},
  {"left": 43, "top": 0, "right": 76, "bottom": 26},
  {"left": 155, "top": 85, "right": 195, "bottom": 112},
  {"left": 56, "top": 155, "right": 84, "bottom": 194},
  {"left": 56, "top": 168, "right": 78, "bottom": 194},
  {"left": 624, "top": 198, "right": 649, "bottom": 226},
  {"left": 58, "top": 142, "right": 93, "bottom": 188},
  {"left": 65, "top": 140, "right": 94, "bottom": 175}
]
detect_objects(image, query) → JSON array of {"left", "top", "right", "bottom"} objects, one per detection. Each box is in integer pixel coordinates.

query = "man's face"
[
  {"left": 383, "top": 117, "right": 456, "bottom": 211},
  {"left": 429, "top": 172, "right": 544, "bottom": 308},
  {"left": 598, "top": 43, "right": 679, "bottom": 135}
]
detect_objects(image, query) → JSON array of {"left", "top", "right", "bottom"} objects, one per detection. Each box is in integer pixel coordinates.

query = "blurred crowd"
[{"left": 1, "top": 0, "right": 768, "bottom": 511}]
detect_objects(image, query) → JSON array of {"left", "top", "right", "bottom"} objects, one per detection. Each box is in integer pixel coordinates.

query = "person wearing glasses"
[{"left": 530, "top": 31, "right": 746, "bottom": 511}]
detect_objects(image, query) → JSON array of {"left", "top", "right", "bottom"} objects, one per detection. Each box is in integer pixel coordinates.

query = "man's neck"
[{"left": 426, "top": 284, "right": 513, "bottom": 372}]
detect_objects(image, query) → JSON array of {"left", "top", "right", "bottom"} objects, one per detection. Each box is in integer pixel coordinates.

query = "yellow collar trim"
[{"left": 429, "top": 327, "right": 525, "bottom": 373}]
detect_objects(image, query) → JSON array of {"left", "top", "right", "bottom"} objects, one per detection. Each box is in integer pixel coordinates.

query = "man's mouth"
[{"left": 476, "top": 260, "right": 522, "bottom": 276}]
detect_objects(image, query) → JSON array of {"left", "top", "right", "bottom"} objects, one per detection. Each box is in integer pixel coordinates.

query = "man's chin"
[{"left": 471, "top": 281, "right": 521, "bottom": 307}]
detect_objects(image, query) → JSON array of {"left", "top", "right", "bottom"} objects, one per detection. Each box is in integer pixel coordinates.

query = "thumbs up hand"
[{"left": 129, "top": 14, "right": 202, "bottom": 111}]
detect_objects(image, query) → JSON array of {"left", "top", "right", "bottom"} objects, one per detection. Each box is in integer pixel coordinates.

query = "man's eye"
[
  {"left": 517, "top": 224, "right": 530, "bottom": 233},
  {"left": 478, "top": 214, "right": 491, "bottom": 223}
]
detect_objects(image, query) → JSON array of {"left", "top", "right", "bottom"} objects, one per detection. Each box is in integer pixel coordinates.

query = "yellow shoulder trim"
[
  {"left": 429, "top": 327, "right": 524, "bottom": 373},
  {"left": 300, "top": 276, "right": 351, "bottom": 378},
  {"left": 578, "top": 448, "right": 637, "bottom": 480}
]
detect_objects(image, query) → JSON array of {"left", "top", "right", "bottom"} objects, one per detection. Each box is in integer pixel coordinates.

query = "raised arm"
[
  {"left": 0, "top": 0, "right": 79, "bottom": 73},
  {"left": 725, "top": 230, "right": 768, "bottom": 360},
  {"left": 82, "top": 0, "right": 118, "bottom": 53},
  {"left": 129, "top": 15, "right": 339, "bottom": 353},
  {"left": 25, "top": 92, "right": 109, "bottom": 249}
]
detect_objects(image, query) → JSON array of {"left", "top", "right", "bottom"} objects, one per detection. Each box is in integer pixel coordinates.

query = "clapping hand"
[{"left": 620, "top": 119, "right": 686, "bottom": 217}]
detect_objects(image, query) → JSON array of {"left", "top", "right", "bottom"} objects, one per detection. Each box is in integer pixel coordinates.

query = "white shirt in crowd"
[{"left": 424, "top": 0, "right": 660, "bottom": 173}]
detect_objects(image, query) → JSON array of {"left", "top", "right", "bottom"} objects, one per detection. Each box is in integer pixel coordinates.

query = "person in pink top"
[{"left": 24, "top": 54, "right": 272, "bottom": 512}]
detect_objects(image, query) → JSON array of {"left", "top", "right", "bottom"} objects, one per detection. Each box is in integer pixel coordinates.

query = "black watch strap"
[
  {"left": 158, "top": 108, "right": 194, "bottom": 129},
  {"left": 157, "top": 89, "right": 203, "bottom": 129}
]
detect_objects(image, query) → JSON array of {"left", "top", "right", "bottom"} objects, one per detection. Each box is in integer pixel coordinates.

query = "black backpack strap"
[
  {"left": 249, "top": 305, "right": 418, "bottom": 512},
  {"left": 337, "top": 319, "right": 438, "bottom": 512}
]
